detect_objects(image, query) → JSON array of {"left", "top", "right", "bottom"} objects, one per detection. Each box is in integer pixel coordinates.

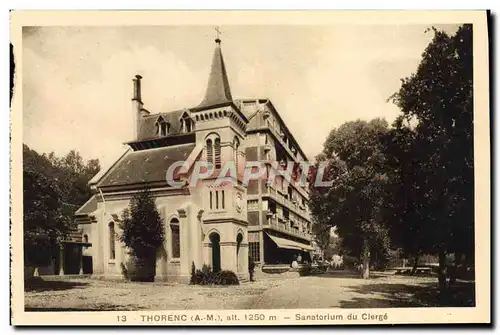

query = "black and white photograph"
[{"left": 10, "top": 10, "right": 490, "bottom": 325}]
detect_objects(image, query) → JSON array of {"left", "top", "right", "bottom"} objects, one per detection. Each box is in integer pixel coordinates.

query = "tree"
[
  {"left": 312, "top": 223, "right": 331, "bottom": 260},
  {"left": 23, "top": 145, "right": 100, "bottom": 267},
  {"left": 119, "top": 186, "right": 165, "bottom": 282},
  {"left": 388, "top": 25, "right": 473, "bottom": 291},
  {"left": 310, "top": 119, "right": 390, "bottom": 278},
  {"left": 381, "top": 119, "right": 430, "bottom": 274}
]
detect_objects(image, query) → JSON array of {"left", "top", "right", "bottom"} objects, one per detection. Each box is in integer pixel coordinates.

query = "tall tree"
[
  {"left": 388, "top": 25, "right": 474, "bottom": 291},
  {"left": 310, "top": 118, "right": 390, "bottom": 278},
  {"left": 23, "top": 144, "right": 101, "bottom": 266}
]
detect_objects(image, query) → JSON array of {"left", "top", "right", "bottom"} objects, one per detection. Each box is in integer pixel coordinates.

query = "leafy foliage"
[
  {"left": 118, "top": 187, "right": 165, "bottom": 260},
  {"left": 190, "top": 264, "right": 239, "bottom": 285},
  {"left": 310, "top": 25, "right": 473, "bottom": 286},
  {"left": 309, "top": 119, "right": 391, "bottom": 278},
  {"left": 23, "top": 144, "right": 100, "bottom": 266},
  {"left": 387, "top": 25, "right": 474, "bottom": 289}
]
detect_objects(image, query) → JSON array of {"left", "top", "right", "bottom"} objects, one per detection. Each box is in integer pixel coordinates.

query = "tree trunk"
[
  {"left": 438, "top": 249, "right": 448, "bottom": 294},
  {"left": 361, "top": 240, "right": 370, "bottom": 279},
  {"left": 410, "top": 255, "right": 419, "bottom": 275}
]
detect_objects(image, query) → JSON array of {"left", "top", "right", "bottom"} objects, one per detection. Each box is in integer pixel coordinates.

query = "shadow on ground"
[
  {"left": 25, "top": 303, "right": 143, "bottom": 312},
  {"left": 308, "top": 270, "right": 384, "bottom": 279},
  {"left": 24, "top": 278, "right": 89, "bottom": 293},
  {"left": 339, "top": 281, "right": 475, "bottom": 308}
]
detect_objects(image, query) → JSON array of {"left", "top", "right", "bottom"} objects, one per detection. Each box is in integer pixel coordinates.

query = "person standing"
[{"left": 248, "top": 255, "right": 256, "bottom": 281}]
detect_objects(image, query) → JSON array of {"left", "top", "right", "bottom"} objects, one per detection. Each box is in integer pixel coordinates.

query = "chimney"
[
  {"left": 132, "top": 74, "right": 142, "bottom": 102},
  {"left": 132, "top": 74, "right": 146, "bottom": 140}
]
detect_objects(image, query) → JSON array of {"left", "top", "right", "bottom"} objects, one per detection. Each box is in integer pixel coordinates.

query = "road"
[{"left": 242, "top": 273, "right": 424, "bottom": 309}]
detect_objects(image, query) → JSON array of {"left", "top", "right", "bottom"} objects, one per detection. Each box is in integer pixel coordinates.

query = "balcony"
[
  {"left": 263, "top": 217, "right": 312, "bottom": 241},
  {"left": 262, "top": 187, "right": 310, "bottom": 221}
]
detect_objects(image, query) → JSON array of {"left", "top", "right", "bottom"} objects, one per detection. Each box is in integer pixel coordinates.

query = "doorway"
[{"left": 210, "top": 232, "right": 221, "bottom": 272}]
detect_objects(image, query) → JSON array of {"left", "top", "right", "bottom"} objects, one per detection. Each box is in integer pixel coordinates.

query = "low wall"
[{"left": 255, "top": 263, "right": 311, "bottom": 279}]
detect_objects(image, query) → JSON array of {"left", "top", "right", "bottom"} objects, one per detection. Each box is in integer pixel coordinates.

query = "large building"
[{"left": 75, "top": 37, "right": 313, "bottom": 282}]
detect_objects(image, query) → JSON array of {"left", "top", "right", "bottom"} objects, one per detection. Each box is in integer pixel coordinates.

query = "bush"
[
  {"left": 217, "top": 270, "right": 240, "bottom": 285},
  {"left": 189, "top": 262, "right": 196, "bottom": 285},
  {"left": 190, "top": 264, "right": 239, "bottom": 286},
  {"left": 342, "top": 255, "right": 359, "bottom": 270}
]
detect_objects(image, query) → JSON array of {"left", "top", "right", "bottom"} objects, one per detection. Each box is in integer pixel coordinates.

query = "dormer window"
[
  {"left": 155, "top": 116, "right": 169, "bottom": 137},
  {"left": 180, "top": 111, "right": 193, "bottom": 133}
]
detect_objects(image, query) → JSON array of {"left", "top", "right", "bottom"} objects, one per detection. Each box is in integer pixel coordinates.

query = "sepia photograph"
[{"left": 10, "top": 10, "right": 490, "bottom": 325}]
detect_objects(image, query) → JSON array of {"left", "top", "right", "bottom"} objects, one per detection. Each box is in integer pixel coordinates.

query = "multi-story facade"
[
  {"left": 74, "top": 37, "right": 312, "bottom": 282},
  {"left": 236, "top": 99, "right": 313, "bottom": 267}
]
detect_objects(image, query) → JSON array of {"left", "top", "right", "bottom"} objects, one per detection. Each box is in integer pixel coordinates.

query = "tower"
[{"left": 189, "top": 36, "right": 249, "bottom": 275}]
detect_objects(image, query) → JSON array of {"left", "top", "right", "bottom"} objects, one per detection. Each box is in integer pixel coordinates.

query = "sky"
[{"left": 22, "top": 24, "right": 459, "bottom": 167}]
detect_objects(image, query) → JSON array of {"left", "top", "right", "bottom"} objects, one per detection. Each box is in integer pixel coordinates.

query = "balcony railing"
[
  {"left": 262, "top": 187, "right": 310, "bottom": 221},
  {"left": 263, "top": 216, "right": 312, "bottom": 241}
]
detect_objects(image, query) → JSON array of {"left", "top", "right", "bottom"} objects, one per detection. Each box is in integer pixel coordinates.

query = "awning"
[{"left": 265, "top": 232, "right": 315, "bottom": 251}]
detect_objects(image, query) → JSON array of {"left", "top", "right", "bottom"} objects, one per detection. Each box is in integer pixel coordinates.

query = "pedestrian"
[{"left": 248, "top": 255, "right": 255, "bottom": 282}]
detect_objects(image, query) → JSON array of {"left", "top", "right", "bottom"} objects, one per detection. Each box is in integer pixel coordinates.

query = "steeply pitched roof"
[
  {"left": 137, "top": 109, "right": 190, "bottom": 141},
  {"left": 197, "top": 39, "right": 233, "bottom": 110},
  {"left": 97, "top": 143, "right": 196, "bottom": 187},
  {"left": 75, "top": 195, "right": 98, "bottom": 216}
]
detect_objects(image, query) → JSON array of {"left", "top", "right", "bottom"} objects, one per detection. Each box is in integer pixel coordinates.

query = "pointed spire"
[{"left": 197, "top": 37, "right": 233, "bottom": 109}]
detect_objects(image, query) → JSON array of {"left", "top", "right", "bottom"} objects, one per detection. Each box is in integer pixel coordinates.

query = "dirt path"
[{"left": 25, "top": 272, "right": 467, "bottom": 311}]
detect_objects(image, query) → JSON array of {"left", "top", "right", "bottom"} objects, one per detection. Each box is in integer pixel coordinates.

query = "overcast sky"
[{"left": 23, "top": 24, "right": 459, "bottom": 167}]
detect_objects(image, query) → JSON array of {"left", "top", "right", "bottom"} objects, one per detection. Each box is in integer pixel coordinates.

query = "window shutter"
[{"left": 215, "top": 138, "right": 221, "bottom": 169}]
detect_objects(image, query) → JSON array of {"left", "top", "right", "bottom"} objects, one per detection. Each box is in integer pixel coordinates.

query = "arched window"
[
  {"left": 206, "top": 139, "right": 213, "bottom": 167},
  {"left": 108, "top": 222, "right": 115, "bottom": 260},
  {"left": 233, "top": 137, "right": 240, "bottom": 169},
  {"left": 155, "top": 116, "right": 169, "bottom": 137},
  {"left": 214, "top": 138, "right": 221, "bottom": 169},
  {"left": 181, "top": 112, "right": 193, "bottom": 133},
  {"left": 205, "top": 134, "right": 221, "bottom": 169},
  {"left": 170, "top": 218, "right": 180, "bottom": 259}
]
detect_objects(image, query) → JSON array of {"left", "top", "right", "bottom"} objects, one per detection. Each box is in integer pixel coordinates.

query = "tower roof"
[{"left": 197, "top": 39, "right": 233, "bottom": 110}]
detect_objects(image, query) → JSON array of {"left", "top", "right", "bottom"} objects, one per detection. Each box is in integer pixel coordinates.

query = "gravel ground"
[
  {"left": 24, "top": 277, "right": 284, "bottom": 311},
  {"left": 24, "top": 271, "right": 474, "bottom": 311}
]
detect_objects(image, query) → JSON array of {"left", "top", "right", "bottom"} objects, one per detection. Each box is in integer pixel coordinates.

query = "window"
[
  {"left": 249, "top": 242, "right": 260, "bottom": 262},
  {"left": 233, "top": 137, "right": 240, "bottom": 168},
  {"left": 156, "top": 116, "right": 169, "bottom": 136},
  {"left": 108, "top": 222, "right": 115, "bottom": 260},
  {"left": 214, "top": 138, "right": 221, "bottom": 169},
  {"left": 221, "top": 190, "right": 225, "bottom": 209},
  {"left": 170, "top": 218, "right": 180, "bottom": 258},
  {"left": 209, "top": 191, "right": 213, "bottom": 210},
  {"left": 215, "top": 191, "right": 219, "bottom": 210},
  {"left": 206, "top": 134, "right": 221, "bottom": 169},
  {"left": 206, "top": 139, "right": 213, "bottom": 166},
  {"left": 180, "top": 112, "right": 193, "bottom": 133}
]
